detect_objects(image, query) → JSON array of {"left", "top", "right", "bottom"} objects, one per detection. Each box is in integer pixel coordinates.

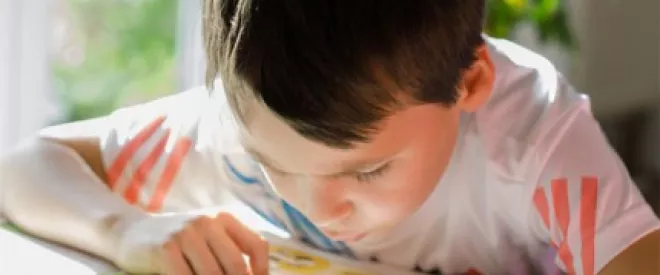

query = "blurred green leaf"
[
  {"left": 485, "top": 0, "right": 524, "bottom": 38},
  {"left": 503, "top": 0, "right": 529, "bottom": 14},
  {"left": 531, "top": 0, "right": 560, "bottom": 21},
  {"left": 485, "top": 0, "right": 575, "bottom": 49},
  {"left": 54, "top": 0, "right": 177, "bottom": 123}
]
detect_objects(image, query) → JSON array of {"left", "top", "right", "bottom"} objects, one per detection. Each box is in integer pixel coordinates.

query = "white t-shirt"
[{"left": 99, "top": 37, "right": 660, "bottom": 275}]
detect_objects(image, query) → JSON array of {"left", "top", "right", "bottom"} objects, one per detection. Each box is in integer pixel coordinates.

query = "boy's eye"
[{"left": 354, "top": 163, "right": 391, "bottom": 183}]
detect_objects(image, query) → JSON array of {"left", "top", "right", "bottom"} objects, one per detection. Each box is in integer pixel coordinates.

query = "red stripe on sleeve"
[
  {"left": 552, "top": 178, "right": 575, "bottom": 274},
  {"left": 534, "top": 187, "right": 551, "bottom": 230},
  {"left": 580, "top": 177, "right": 598, "bottom": 275},
  {"left": 146, "top": 138, "right": 193, "bottom": 212},
  {"left": 106, "top": 116, "right": 166, "bottom": 190},
  {"left": 123, "top": 130, "right": 170, "bottom": 205}
]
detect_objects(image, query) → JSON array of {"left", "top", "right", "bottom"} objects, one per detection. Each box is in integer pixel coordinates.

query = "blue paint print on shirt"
[
  {"left": 234, "top": 193, "right": 288, "bottom": 232},
  {"left": 280, "top": 201, "right": 354, "bottom": 258},
  {"left": 280, "top": 201, "right": 313, "bottom": 244},
  {"left": 223, "top": 155, "right": 259, "bottom": 184}
]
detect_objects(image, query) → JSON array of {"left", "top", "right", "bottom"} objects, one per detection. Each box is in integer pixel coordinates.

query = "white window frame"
[
  {"left": 176, "top": 0, "right": 206, "bottom": 92},
  {"left": 0, "top": 0, "right": 57, "bottom": 154}
]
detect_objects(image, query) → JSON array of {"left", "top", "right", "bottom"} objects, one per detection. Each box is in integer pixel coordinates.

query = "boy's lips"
[{"left": 323, "top": 231, "right": 368, "bottom": 242}]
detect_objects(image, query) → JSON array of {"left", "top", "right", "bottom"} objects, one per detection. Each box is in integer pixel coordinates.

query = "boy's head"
[{"left": 204, "top": 0, "right": 494, "bottom": 242}]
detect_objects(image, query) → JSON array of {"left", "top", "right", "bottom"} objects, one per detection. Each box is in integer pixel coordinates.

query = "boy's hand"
[{"left": 114, "top": 212, "right": 269, "bottom": 275}]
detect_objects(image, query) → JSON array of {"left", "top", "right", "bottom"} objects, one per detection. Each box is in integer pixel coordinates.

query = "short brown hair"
[{"left": 203, "top": 0, "right": 485, "bottom": 148}]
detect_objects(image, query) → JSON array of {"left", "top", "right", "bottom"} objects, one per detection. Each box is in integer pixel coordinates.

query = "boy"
[{"left": 2, "top": 0, "right": 659, "bottom": 274}]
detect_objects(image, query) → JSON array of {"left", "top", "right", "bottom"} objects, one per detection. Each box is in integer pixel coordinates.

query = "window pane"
[{"left": 52, "top": 0, "right": 177, "bottom": 123}]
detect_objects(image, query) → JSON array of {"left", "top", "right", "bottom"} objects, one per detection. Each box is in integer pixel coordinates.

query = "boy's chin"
[
  {"left": 327, "top": 231, "right": 370, "bottom": 243},
  {"left": 347, "top": 223, "right": 399, "bottom": 244}
]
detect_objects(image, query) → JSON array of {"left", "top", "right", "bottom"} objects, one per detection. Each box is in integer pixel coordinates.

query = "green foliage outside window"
[
  {"left": 53, "top": 0, "right": 177, "bottom": 122},
  {"left": 54, "top": 0, "right": 573, "bottom": 123},
  {"left": 486, "top": 0, "right": 575, "bottom": 48}
]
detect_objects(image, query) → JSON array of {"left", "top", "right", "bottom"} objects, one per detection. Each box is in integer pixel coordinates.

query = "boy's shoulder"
[
  {"left": 480, "top": 37, "right": 588, "bottom": 139},
  {"left": 98, "top": 86, "right": 247, "bottom": 211},
  {"left": 468, "top": 38, "right": 591, "bottom": 179},
  {"left": 106, "top": 85, "right": 242, "bottom": 147},
  {"left": 110, "top": 86, "right": 217, "bottom": 126}
]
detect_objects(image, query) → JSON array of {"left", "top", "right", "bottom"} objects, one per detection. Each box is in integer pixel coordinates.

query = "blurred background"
[{"left": 0, "top": 0, "right": 658, "bottom": 211}]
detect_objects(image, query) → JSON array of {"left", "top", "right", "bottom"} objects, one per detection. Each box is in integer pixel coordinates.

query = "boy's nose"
[
  {"left": 303, "top": 180, "right": 354, "bottom": 228},
  {"left": 311, "top": 200, "right": 354, "bottom": 229}
]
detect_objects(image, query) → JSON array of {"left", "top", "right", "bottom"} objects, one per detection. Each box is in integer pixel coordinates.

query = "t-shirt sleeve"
[
  {"left": 99, "top": 88, "right": 228, "bottom": 212},
  {"left": 528, "top": 104, "right": 660, "bottom": 275}
]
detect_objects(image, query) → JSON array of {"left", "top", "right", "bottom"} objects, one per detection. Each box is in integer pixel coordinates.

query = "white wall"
[
  {"left": 515, "top": 0, "right": 660, "bottom": 119},
  {"left": 579, "top": 0, "right": 659, "bottom": 118}
]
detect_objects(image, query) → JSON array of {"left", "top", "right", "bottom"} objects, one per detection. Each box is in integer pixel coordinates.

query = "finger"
[
  {"left": 160, "top": 240, "right": 194, "bottom": 275},
  {"left": 198, "top": 217, "right": 250, "bottom": 275},
  {"left": 176, "top": 227, "right": 224, "bottom": 275},
  {"left": 218, "top": 213, "right": 270, "bottom": 275}
]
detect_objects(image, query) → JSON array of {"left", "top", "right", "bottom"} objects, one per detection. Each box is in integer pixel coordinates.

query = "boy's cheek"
[
  {"left": 375, "top": 194, "right": 423, "bottom": 216},
  {"left": 265, "top": 173, "right": 313, "bottom": 209}
]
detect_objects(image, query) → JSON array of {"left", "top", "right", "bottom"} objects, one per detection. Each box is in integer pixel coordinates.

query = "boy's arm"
[
  {"left": 0, "top": 89, "right": 230, "bottom": 264},
  {"left": 0, "top": 119, "right": 146, "bottom": 263},
  {"left": 528, "top": 105, "right": 660, "bottom": 275}
]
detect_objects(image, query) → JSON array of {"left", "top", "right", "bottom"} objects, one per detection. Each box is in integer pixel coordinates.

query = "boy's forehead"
[
  {"left": 238, "top": 100, "right": 447, "bottom": 175},
  {"left": 238, "top": 101, "right": 404, "bottom": 174}
]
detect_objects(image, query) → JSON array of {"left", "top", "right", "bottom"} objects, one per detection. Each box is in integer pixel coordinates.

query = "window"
[
  {"left": 0, "top": 0, "right": 204, "bottom": 153},
  {"left": 52, "top": 0, "right": 179, "bottom": 122}
]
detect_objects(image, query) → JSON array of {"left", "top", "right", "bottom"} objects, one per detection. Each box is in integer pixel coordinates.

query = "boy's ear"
[{"left": 455, "top": 44, "right": 495, "bottom": 112}]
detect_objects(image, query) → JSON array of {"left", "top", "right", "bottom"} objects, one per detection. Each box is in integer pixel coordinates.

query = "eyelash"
[{"left": 355, "top": 163, "right": 391, "bottom": 183}]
